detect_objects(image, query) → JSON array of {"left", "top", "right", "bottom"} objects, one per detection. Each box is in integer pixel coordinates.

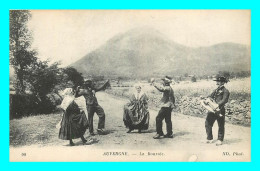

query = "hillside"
[{"left": 71, "top": 27, "right": 250, "bottom": 78}]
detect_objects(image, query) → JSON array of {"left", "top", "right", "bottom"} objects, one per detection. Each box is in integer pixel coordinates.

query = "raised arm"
[
  {"left": 93, "top": 80, "right": 110, "bottom": 92},
  {"left": 153, "top": 83, "right": 169, "bottom": 92}
]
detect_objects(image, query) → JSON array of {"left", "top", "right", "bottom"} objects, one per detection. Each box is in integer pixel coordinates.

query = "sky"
[{"left": 28, "top": 10, "right": 251, "bottom": 66}]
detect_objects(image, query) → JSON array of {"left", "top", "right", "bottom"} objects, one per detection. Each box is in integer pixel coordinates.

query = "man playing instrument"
[{"left": 205, "top": 76, "right": 230, "bottom": 146}]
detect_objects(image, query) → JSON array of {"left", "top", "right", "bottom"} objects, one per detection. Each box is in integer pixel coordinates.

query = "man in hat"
[
  {"left": 205, "top": 76, "right": 230, "bottom": 146},
  {"left": 76, "top": 79, "right": 110, "bottom": 136},
  {"left": 152, "top": 76, "right": 175, "bottom": 139}
]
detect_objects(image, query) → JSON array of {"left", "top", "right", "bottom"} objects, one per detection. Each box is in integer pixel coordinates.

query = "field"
[{"left": 108, "top": 77, "right": 250, "bottom": 99}]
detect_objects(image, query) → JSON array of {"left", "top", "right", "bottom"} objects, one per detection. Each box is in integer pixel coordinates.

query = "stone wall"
[{"left": 175, "top": 96, "right": 251, "bottom": 126}]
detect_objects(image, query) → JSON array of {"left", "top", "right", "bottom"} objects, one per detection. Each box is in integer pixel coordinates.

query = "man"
[
  {"left": 152, "top": 76, "right": 175, "bottom": 139},
  {"left": 77, "top": 79, "right": 110, "bottom": 136},
  {"left": 205, "top": 76, "right": 230, "bottom": 146}
]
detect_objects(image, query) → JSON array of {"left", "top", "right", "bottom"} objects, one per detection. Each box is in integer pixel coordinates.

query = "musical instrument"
[{"left": 200, "top": 98, "right": 220, "bottom": 113}]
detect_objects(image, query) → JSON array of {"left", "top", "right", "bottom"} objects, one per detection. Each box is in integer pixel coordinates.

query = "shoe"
[
  {"left": 90, "top": 132, "right": 95, "bottom": 136},
  {"left": 127, "top": 129, "right": 133, "bottom": 133},
  {"left": 206, "top": 139, "right": 214, "bottom": 144},
  {"left": 82, "top": 138, "right": 87, "bottom": 143},
  {"left": 83, "top": 139, "right": 94, "bottom": 145},
  {"left": 164, "top": 133, "right": 174, "bottom": 138},
  {"left": 153, "top": 134, "right": 164, "bottom": 139},
  {"left": 216, "top": 140, "right": 222, "bottom": 146},
  {"left": 69, "top": 142, "right": 75, "bottom": 146},
  {"left": 97, "top": 129, "right": 106, "bottom": 135}
]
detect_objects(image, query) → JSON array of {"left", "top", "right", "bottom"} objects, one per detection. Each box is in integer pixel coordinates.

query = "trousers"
[
  {"left": 156, "top": 107, "right": 173, "bottom": 135},
  {"left": 87, "top": 104, "right": 105, "bottom": 133},
  {"left": 205, "top": 111, "right": 225, "bottom": 141}
]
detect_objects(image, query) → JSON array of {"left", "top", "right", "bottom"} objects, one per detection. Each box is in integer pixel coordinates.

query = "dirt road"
[{"left": 10, "top": 92, "right": 250, "bottom": 162}]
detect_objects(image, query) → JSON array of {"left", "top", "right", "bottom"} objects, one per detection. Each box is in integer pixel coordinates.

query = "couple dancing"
[
  {"left": 123, "top": 76, "right": 175, "bottom": 139},
  {"left": 58, "top": 80, "right": 109, "bottom": 146}
]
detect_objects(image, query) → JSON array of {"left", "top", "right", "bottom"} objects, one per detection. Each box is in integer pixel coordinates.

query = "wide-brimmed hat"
[
  {"left": 161, "top": 76, "right": 172, "bottom": 83},
  {"left": 213, "top": 76, "right": 228, "bottom": 83}
]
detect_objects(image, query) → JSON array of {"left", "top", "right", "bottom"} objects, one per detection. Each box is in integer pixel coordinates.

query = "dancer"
[
  {"left": 152, "top": 76, "right": 175, "bottom": 139},
  {"left": 123, "top": 84, "right": 150, "bottom": 133},
  {"left": 77, "top": 80, "right": 110, "bottom": 136},
  {"left": 58, "top": 88, "right": 91, "bottom": 146}
]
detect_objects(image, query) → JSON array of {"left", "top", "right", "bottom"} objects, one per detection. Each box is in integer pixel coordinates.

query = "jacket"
[
  {"left": 209, "top": 85, "right": 230, "bottom": 109},
  {"left": 77, "top": 82, "right": 108, "bottom": 106},
  {"left": 154, "top": 84, "right": 175, "bottom": 108}
]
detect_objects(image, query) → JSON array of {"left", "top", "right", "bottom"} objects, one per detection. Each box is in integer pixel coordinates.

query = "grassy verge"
[{"left": 10, "top": 112, "right": 62, "bottom": 147}]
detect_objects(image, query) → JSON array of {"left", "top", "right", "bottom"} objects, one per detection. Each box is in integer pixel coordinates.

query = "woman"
[
  {"left": 123, "top": 84, "right": 150, "bottom": 133},
  {"left": 58, "top": 88, "right": 90, "bottom": 146}
]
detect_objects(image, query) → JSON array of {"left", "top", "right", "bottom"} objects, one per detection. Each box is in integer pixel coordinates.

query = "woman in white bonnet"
[
  {"left": 123, "top": 83, "right": 150, "bottom": 133},
  {"left": 58, "top": 87, "right": 90, "bottom": 146}
]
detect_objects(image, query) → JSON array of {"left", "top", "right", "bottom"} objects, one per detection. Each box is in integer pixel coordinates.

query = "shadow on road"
[
  {"left": 62, "top": 138, "right": 99, "bottom": 147},
  {"left": 174, "top": 131, "right": 190, "bottom": 137},
  {"left": 104, "top": 129, "right": 116, "bottom": 134},
  {"left": 224, "top": 138, "right": 242, "bottom": 145},
  {"left": 120, "top": 128, "right": 156, "bottom": 134}
]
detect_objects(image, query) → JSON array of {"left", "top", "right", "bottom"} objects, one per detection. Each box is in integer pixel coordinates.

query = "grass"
[{"left": 10, "top": 113, "right": 62, "bottom": 147}]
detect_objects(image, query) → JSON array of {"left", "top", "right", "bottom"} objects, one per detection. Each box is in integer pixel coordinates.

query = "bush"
[
  {"left": 191, "top": 76, "right": 197, "bottom": 82},
  {"left": 10, "top": 93, "right": 58, "bottom": 119},
  {"left": 10, "top": 94, "right": 39, "bottom": 119}
]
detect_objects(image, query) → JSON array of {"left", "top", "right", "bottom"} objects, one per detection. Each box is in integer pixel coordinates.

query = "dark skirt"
[
  {"left": 123, "top": 95, "right": 150, "bottom": 130},
  {"left": 59, "top": 101, "right": 88, "bottom": 140}
]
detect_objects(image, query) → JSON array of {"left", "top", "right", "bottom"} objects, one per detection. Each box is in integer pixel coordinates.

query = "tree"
[
  {"left": 23, "top": 60, "right": 62, "bottom": 113},
  {"left": 25, "top": 60, "right": 61, "bottom": 99},
  {"left": 10, "top": 10, "right": 37, "bottom": 94}
]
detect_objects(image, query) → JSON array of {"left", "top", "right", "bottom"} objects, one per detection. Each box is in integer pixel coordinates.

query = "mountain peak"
[
  {"left": 107, "top": 26, "right": 168, "bottom": 43},
  {"left": 71, "top": 28, "right": 250, "bottom": 78}
]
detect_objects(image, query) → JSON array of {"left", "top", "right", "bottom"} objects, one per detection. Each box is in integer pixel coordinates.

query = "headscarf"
[
  {"left": 133, "top": 83, "right": 144, "bottom": 100},
  {"left": 60, "top": 88, "right": 75, "bottom": 111}
]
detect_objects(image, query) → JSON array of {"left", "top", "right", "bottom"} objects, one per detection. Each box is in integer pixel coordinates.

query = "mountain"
[{"left": 70, "top": 27, "right": 251, "bottom": 78}]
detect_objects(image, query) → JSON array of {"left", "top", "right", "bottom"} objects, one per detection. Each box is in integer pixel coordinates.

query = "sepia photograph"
[{"left": 9, "top": 10, "right": 251, "bottom": 162}]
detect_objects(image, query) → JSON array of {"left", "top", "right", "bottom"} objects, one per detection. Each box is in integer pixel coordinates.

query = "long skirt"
[
  {"left": 59, "top": 102, "right": 88, "bottom": 140},
  {"left": 123, "top": 104, "right": 149, "bottom": 130}
]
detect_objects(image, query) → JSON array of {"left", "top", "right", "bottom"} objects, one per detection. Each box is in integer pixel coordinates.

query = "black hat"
[
  {"left": 213, "top": 76, "right": 228, "bottom": 83},
  {"left": 161, "top": 76, "right": 172, "bottom": 83}
]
